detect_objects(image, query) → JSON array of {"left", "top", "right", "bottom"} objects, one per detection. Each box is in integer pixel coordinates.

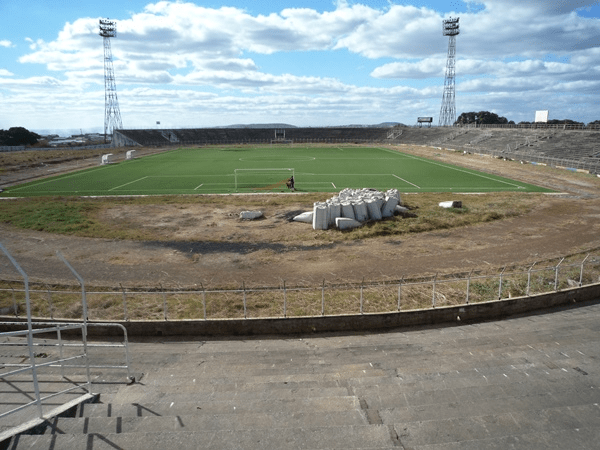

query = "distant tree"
[
  {"left": 0, "top": 127, "right": 40, "bottom": 146},
  {"left": 455, "top": 111, "right": 509, "bottom": 125},
  {"left": 546, "top": 119, "right": 584, "bottom": 126}
]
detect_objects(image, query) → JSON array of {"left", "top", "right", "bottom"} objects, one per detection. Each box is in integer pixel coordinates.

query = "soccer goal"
[{"left": 234, "top": 168, "right": 295, "bottom": 191}]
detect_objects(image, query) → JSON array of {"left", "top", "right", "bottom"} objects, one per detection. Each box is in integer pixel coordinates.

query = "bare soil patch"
[{"left": 1, "top": 144, "right": 599, "bottom": 289}]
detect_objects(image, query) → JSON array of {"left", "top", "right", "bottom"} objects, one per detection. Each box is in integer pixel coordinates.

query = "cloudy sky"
[{"left": 1, "top": 0, "right": 599, "bottom": 134}]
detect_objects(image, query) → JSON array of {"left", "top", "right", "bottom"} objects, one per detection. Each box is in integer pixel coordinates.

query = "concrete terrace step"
[
  {"left": 97, "top": 387, "right": 354, "bottom": 408},
  {"left": 390, "top": 411, "right": 600, "bottom": 448},
  {"left": 5, "top": 424, "right": 396, "bottom": 450},
  {"left": 39, "top": 410, "right": 369, "bottom": 435},
  {"left": 148, "top": 365, "right": 390, "bottom": 382},
  {"left": 77, "top": 396, "right": 361, "bottom": 418},
  {"left": 3, "top": 302, "right": 600, "bottom": 449}
]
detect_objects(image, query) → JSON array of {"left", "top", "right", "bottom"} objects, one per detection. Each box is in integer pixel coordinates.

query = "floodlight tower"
[
  {"left": 438, "top": 17, "right": 459, "bottom": 127},
  {"left": 99, "top": 19, "right": 123, "bottom": 142}
]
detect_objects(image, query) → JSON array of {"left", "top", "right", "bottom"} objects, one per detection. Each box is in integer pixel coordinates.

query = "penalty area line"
[
  {"left": 392, "top": 174, "right": 421, "bottom": 189},
  {"left": 109, "top": 176, "right": 149, "bottom": 191}
]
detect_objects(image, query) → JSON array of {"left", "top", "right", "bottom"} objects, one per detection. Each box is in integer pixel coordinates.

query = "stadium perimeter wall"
[{"left": 2, "top": 283, "right": 599, "bottom": 337}]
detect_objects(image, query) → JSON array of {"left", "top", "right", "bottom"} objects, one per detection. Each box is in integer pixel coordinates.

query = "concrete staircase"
[{"left": 3, "top": 301, "right": 600, "bottom": 449}]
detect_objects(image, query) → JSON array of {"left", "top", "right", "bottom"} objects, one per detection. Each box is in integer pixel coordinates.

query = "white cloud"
[
  {"left": 0, "top": 40, "right": 13, "bottom": 48},
  {"left": 3, "top": 1, "right": 600, "bottom": 129}
]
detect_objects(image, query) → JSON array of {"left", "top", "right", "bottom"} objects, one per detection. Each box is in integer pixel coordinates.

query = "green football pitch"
[{"left": 1, "top": 145, "right": 552, "bottom": 197}]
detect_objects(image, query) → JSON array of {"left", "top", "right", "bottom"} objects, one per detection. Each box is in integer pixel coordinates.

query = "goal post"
[{"left": 234, "top": 168, "right": 295, "bottom": 191}]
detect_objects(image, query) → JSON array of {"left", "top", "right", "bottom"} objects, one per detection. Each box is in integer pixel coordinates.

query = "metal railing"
[
  {"left": 0, "top": 243, "right": 133, "bottom": 436},
  {"left": 2, "top": 253, "right": 598, "bottom": 322}
]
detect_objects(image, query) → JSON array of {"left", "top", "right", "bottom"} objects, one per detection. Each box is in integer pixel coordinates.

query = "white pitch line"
[
  {"left": 109, "top": 176, "right": 149, "bottom": 191},
  {"left": 194, "top": 183, "right": 204, "bottom": 190},
  {"left": 392, "top": 174, "right": 421, "bottom": 189},
  {"left": 332, "top": 182, "right": 337, "bottom": 188},
  {"left": 403, "top": 153, "right": 525, "bottom": 189}
]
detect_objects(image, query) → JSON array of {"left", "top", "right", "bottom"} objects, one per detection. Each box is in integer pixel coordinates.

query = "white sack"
[
  {"left": 240, "top": 210, "right": 263, "bottom": 220},
  {"left": 313, "top": 203, "right": 329, "bottom": 230},
  {"left": 293, "top": 212, "right": 313, "bottom": 223},
  {"left": 336, "top": 217, "right": 362, "bottom": 230}
]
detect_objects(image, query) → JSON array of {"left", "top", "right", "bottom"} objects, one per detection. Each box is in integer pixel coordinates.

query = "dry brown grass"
[{"left": 1, "top": 253, "right": 597, "bottom": 321}]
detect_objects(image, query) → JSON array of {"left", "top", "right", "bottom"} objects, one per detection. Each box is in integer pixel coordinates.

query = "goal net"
[{"left": 234, "top": 168, "right": 295, "bottom": 191}]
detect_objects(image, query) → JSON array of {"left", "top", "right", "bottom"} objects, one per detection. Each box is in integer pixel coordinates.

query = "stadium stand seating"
[{"left": 115, "top": 127, "right": 389, "bottom": 147}]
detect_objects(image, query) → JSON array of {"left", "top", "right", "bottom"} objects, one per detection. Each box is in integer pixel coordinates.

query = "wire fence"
[{"left": 1, "top": 254, "right": 599, "bottom": 322}]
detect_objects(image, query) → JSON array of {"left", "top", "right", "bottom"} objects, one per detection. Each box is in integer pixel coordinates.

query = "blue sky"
[{"left": 1, "top": 0, "right": 599, "bottom": 134}]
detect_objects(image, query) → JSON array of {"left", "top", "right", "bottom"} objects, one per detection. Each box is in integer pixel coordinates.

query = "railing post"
[
  {"left": 0, "top": 243, "right": 43, "bottom": 418},
  {"left": 120, "top": 284, "right": 128, "bottom": 321},
  {"left": 554, "top": 257, "right": 565, "bottom": 291},
  {"left": 432, "top": 273, "right": 438, "bottom": 308},
  {"left": 579, "top": 254, "right": 590, "bottom": 287},
  {"left": 56, "top": 250, "right": 92, "bottom": 391},
  {"left": 498, "top": 266, "right": 506, "bottom": 300},
  {"left": 527, "top": 262, "right": 537, "bottom": 296},
  {"left": 283, "top": 280, "right": 287, "bottom": 318}
]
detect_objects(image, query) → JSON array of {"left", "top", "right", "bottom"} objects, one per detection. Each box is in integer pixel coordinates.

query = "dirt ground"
[{"left": 1, "top": 144, "right": 599, "bottom": 289}]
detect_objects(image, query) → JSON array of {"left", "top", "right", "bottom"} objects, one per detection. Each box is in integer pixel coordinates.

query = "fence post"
[
  {"left": 554, "top": 257, "right": 565, "bottom": 291},
  {"left": 397, "top": 277, "right": 403, "bottom": 311},
  {"left": 120, "top": 284, "right": 128, "bottom": 321},
  {"left": 360, "top": 279, "right": 364, "bottom": 314},
  {"left": 47, "top": 287, "right": 53, "bottom": 319},
  {"left": 11, "top": 286, "right": 18, "bottom": 317},
  {"left": 283, "top": 280, "right": 287, "bottom": 318},
  {"left": 243, "top": 281, "right": 247, "bottom": 319},
  {"left": 432, "top": 273, "right": 438, "bottom": 308},
  {"left": 498, "top": 267, "right": 506, "bottom": 300},
  {"left": 527, "top": 262, "right": 537, "bottom": 296},
  {"left": 579, "top": 254, "right": 590, "bottom": 287},
  {"left": 322, "top": 279, "right": 325, "bottom": 316},
  {"left": 161, "top": 284, "right": 167, "bottom": 321},
  {"left": 201, "top": 283, "right": 206, "bottom": 320},
  {"left": 466, "top": 270, "right": 472, "bottom": 304}
]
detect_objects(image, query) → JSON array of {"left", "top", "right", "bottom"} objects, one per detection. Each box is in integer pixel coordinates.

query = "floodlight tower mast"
[
  {"left": 438, "top": 17, "right": 459, "bottom": 127},
  {"left": 99, "top": 19, "right": 123, "bottom": 142}
]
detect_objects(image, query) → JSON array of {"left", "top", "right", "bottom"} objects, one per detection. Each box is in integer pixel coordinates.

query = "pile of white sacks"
[{"left": 293, "top": 188, "right": 403, "bottom": 230}]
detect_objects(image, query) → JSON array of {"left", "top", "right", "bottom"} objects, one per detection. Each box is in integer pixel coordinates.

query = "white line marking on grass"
[
  {"left": 8, "top": 164, "right": 113, "bottom": 192},
  {"left": 403, "top": 153, "right": 525, "bottom": 189},
  {"left": 392, "top": 174, "right": 421, "bottom": 189},
  {"left": 194, "top": 183, "right": 204, "bottom": 190},
  {"left": 332, "top": 182, "right": 337, "bottom": 188},
  {"left": 109, "top": 176, "right": 149, "bottom": 191}
]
